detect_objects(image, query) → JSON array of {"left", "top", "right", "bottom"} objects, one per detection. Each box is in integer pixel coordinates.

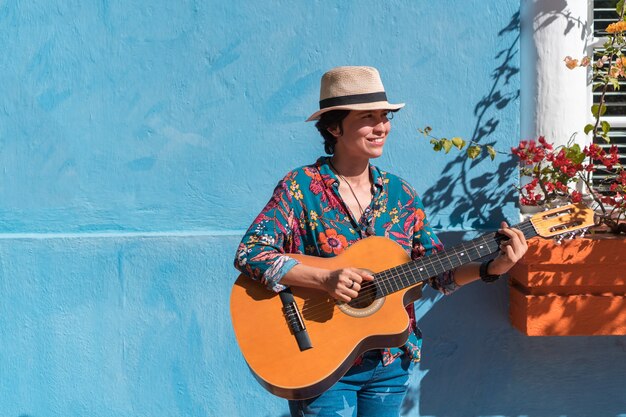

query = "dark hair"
[{"left": 314, "top": 110, "right": 350, "bottom": 155}]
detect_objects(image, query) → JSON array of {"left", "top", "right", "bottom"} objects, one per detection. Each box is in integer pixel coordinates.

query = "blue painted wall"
[{"left": 1, "top": 1, "right": 624, "bottom": 416}]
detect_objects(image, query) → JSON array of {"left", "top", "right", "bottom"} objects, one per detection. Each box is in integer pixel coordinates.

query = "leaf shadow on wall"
[
  {"left": 419, "top": 12, "right": 520, "bottom": 233},
  {"left": 418, "top": 0, "right": 592, "bottom": 234}
]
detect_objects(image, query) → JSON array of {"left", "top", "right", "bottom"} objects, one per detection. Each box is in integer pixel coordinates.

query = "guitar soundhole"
[{"left": 348, "top": 282, "right": 378, "bottom": 309}]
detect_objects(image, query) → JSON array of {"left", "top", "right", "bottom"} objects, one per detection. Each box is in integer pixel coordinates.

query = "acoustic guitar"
[{"left": 230, "top": 204, "right": 594, "bottom": 400}]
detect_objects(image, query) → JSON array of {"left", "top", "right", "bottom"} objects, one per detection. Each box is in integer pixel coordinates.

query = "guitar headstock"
[{"left": 529, "top": 203, "right": 595, "bottom": 240}]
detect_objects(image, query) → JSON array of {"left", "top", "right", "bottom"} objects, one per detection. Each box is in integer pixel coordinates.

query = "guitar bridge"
[
  {"left": 284, "top": 301, "right": 306, "bottom": 333},
  {"left": 279, "top": 289, "right": 313, "bottom": 351}
]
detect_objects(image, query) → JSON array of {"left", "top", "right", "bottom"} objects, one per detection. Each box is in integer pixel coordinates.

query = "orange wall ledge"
[{"left": 508, "top": 235, "right": 626, "bottom": 336}]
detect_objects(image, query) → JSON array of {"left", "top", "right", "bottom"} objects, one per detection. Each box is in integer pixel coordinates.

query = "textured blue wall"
[{"left": 1, "top": 1, "right": 625, "bottom": 416}]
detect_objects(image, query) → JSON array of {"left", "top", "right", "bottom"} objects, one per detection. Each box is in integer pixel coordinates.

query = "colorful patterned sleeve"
[
  {"left": 234, "top": 176, "right": 302, "bottom": 293},
  {"left": 408, "top": 189, "right": 459, "bottom": 296}
]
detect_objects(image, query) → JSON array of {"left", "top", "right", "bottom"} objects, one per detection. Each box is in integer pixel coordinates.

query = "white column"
[{"left": 521, "top": 0, "right": 592, "bottom": 148}]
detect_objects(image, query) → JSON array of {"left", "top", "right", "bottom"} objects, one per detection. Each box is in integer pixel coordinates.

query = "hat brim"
[{"left": 305, "top": 101, "right": 405, "bottom": 122}]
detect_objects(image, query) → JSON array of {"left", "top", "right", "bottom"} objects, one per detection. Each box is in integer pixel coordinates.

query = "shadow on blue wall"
[
  {"left": 413, "top": 285, "right": 626, "bottom": 417},
  {"left": 403, "top": 230, "right": 626, "bottom": 417},
  {"left": 420, "top": 1, "right": 591, "bottom": 234},
  {"left": 420, "top": 11, "right": 520, "bottom": 232}
]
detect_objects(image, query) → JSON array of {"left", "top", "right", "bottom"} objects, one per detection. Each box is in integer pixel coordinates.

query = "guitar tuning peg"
[
  {"left": 569, "top": 232, "right": 577, "bottom": 239},
  {"left": 579, "top": 227, "right": 588, "bottom": 238},
  {"left": 555, "top": 235, "right": 565, "bottom": 244}
]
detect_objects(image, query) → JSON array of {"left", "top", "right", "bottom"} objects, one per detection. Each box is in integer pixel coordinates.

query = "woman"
[{"left": 234, "top": 66, "right": 527, "bottom": 417}]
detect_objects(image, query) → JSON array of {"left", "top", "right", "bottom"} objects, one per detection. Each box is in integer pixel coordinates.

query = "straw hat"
[{"left": 305, "top": 66, "right": 405, "bottom": 122}]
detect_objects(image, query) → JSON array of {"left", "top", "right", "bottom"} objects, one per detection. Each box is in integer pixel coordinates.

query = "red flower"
[
  {"left": 584, "top": 143, "right": 605, "bottom": 160},
  {"left": 555, "top": 181, "right": 568, "bottom": 192},
  {"left": 602, "top": 196, "right": 617, "bottom": 205},
  {"left": 512, "top": 138, "right": 548, "bottom": 165},
  {"left": 538, "top": 136, "right": 553, "bottom": 150}
]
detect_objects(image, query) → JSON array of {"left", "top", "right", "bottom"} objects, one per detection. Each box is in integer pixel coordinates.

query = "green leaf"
[
  {"left": 601, "top": 133, "right": 611, "bottom": 144},
  {"left": 584, "top": 123, "right": 595, "bottom": 135},
  {"left": 451, "top": 136, "right": 466, "bottom": 150},
  {"left": 486, "top": 145, "right": 496, "bottom": 161},
  {"left": 430, "top": 138, "right": 442, "bottom": 151},
  {"left": 441, "top": 139, "right": 452, "bottom": 154},
  {"left": 566, "top": 144, "right": 586, "bottom": 165},
  {"left": 591, "top": 104, "right": 607, "bottom": 117},
  {"left": 618, "top": 0, "right": 625, "bottom": 17},
  {"left": 601, "top": 120, "right": 611, "bottom": 134},
  {"left": 467, "top": 145, "right": 481, "bottom": 159}
]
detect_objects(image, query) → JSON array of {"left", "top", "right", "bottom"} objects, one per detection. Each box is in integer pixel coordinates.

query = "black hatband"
[{"left": 319, "top": 92, "right": 388, "bottom": 109}]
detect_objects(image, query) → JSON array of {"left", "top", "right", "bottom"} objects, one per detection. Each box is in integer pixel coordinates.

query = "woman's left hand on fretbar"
[{"left": 489, "top": 221, "right": 529, "bottom": 275}]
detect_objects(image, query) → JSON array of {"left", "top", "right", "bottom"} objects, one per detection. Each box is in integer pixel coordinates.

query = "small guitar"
[{"left": 230, "top": 204, "right": 595, "bottom": 400}]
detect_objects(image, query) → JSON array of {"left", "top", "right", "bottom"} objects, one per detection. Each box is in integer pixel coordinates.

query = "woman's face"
[{"left": 330, "top": 109, "right": 392, "bottom": 160}]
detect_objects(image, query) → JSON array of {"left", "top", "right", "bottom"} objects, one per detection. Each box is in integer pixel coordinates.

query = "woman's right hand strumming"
[{"left": 280, "top": 264, "right": 374, "bottom": 302}]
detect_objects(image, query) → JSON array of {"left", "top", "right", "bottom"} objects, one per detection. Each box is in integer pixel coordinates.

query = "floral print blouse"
[{"left": 234, "top": 157, "right": 458, "bottom": 365}]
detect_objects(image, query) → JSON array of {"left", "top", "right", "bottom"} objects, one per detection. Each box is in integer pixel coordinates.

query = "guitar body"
[{"left": 230, "top": 236, "right": 423, "bottom": 400}]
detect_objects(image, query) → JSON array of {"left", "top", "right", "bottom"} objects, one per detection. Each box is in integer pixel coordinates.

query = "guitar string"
[
  {"left": 294, "top": 230, "right": 588, "bottom": 325},
  {"left": 283, "top": 216, "right": 590, "bottom": 322},
  {"left": 296, "top": 221, "right": 538, "bottom": 319},
  {"left": 295, "top": 222, "right": 539, "bottom": 320},
  {"left": 296, "top": 237, "right": 509, "bottom": 321},
  {"left": 359, "top": 218, "right": 578, "bottom": 293},
  {"left": 294, "top": 219, "right": 589, "bottom": 321},
  {"left": 324, "top": 209, "right": 590, "bottom": 310}
]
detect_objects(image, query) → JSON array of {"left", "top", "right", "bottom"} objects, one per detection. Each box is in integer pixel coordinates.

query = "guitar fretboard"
[{"left": 370, "top": 219, "right": 538, "bottom": 298}]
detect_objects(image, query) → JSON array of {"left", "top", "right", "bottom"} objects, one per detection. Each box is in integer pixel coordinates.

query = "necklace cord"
[{"left": 328, "top": 159, "right": 368, "bottom": 218}]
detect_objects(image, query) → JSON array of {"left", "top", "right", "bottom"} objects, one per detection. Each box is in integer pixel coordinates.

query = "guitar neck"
[{"left": 372, "top": 219, "right": 538, "bottom": 297}]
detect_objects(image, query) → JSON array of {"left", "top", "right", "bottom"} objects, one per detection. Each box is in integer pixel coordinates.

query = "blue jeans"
[{"left": 288, "top": 350, "right": 414, "bottom": 417}]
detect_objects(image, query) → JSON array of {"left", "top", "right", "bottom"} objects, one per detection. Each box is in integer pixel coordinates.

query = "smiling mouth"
[{"left": 368, "top": 138, "right": 385, "bottom": 144}]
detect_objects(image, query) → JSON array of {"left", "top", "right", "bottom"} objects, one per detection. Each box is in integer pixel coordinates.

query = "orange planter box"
[{"left": 509, "top": 235, "right": 626, "bottom": 336}]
